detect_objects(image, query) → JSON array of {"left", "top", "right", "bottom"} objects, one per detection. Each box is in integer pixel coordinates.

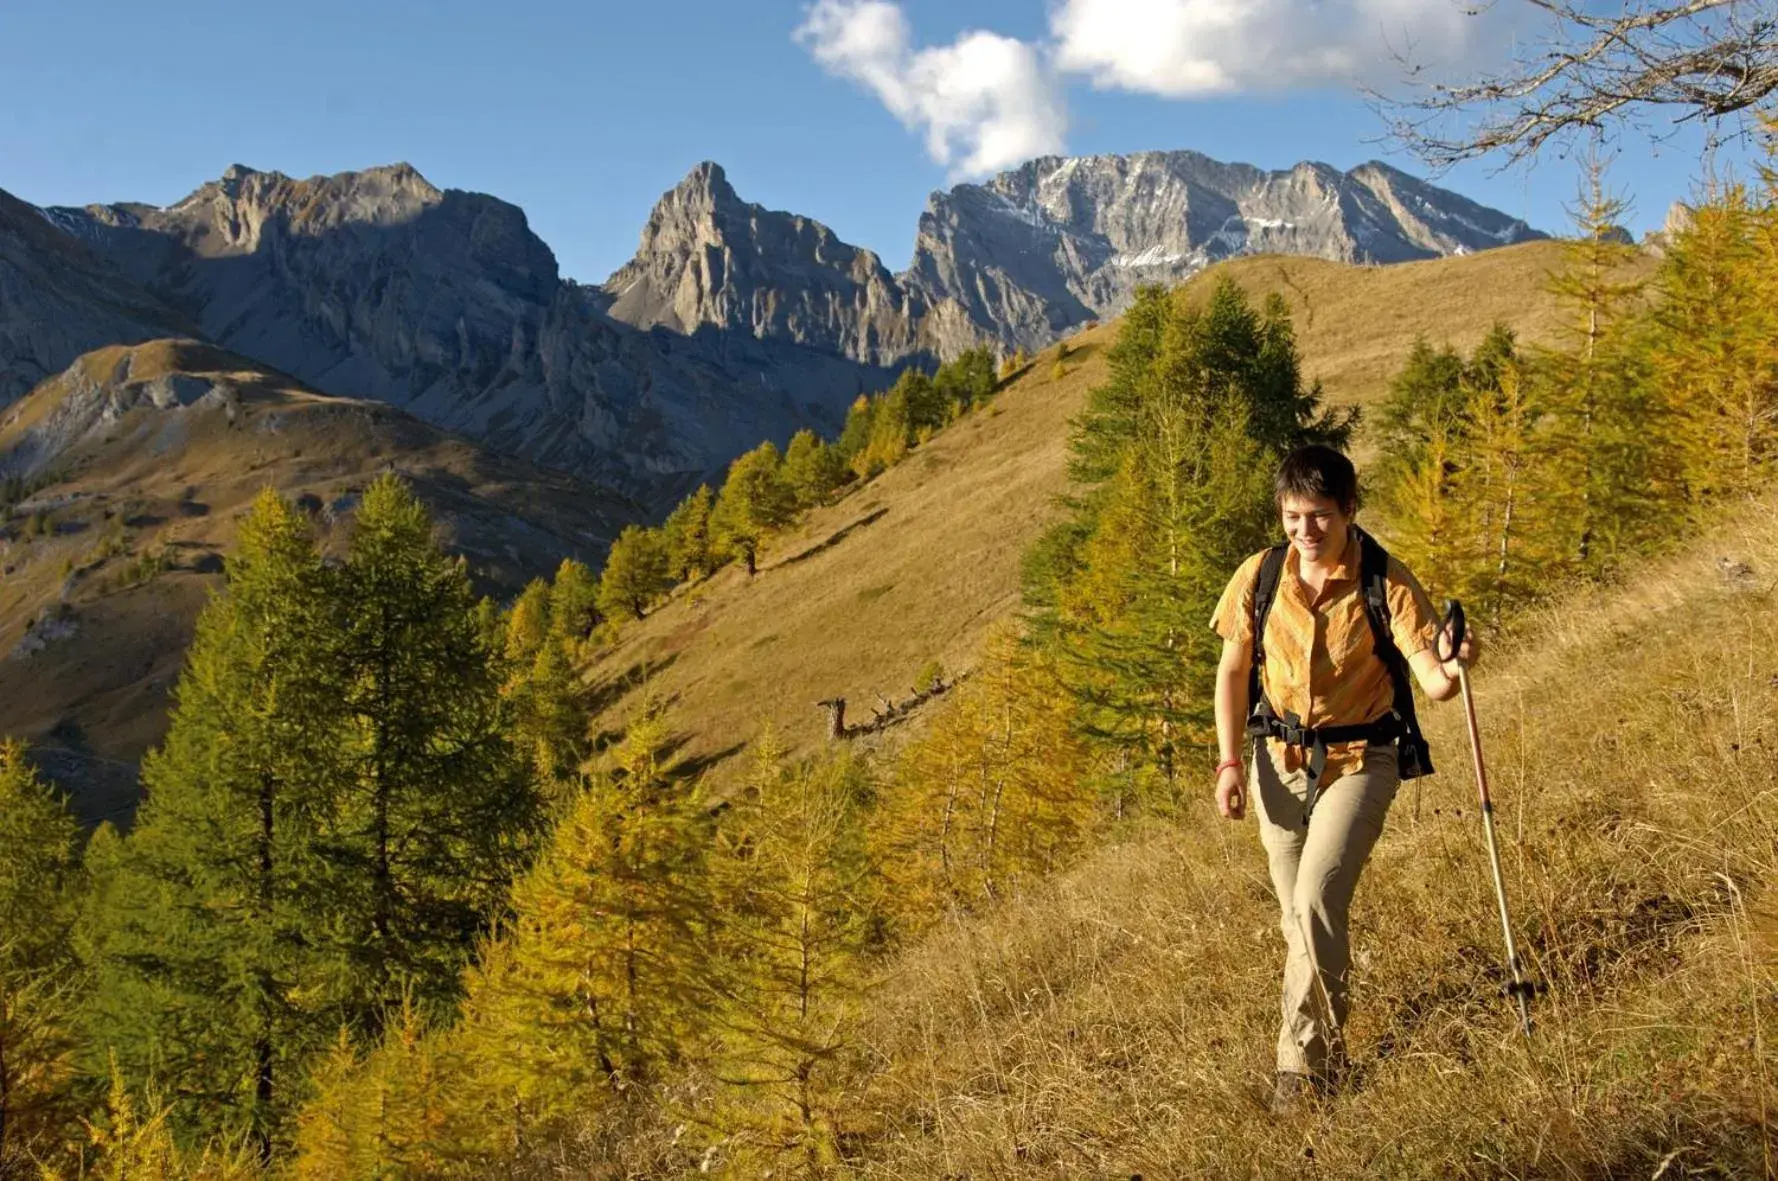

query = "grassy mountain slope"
[
  {"left": 580, "top": 239, "right": 1614, "bottom": 776},
  {"left": 0, "top": 339, "right": 635, "bottom": 824},
  {"left": 1199, "top": 238, "right": 1652, "bottom": 415},
  {"left": 853, "top": 496, "right": 1778, "bottom": 1177}
]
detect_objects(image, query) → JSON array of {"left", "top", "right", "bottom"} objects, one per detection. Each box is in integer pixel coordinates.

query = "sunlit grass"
[{"left": 852, "top": 499, "right": 1778, "bottom": 1177}]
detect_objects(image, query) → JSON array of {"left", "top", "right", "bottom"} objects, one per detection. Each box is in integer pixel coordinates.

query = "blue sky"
[{"left": 0, "top": 0, "right": 1752, "bottom": 283}]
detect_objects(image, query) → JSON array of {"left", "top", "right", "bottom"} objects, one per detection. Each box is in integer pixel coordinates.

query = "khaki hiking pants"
[{"left": 1254, "top": 742, "right": 1400, "bottom": 1079}]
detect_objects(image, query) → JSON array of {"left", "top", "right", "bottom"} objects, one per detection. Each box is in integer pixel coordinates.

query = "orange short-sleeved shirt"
[{"left": 1209, "top": 530, "right": 1441, "bottom": 781}]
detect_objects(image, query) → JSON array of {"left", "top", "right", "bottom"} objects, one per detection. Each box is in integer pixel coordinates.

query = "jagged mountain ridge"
[
  {"left": 604, "top": 150, "right": 1543, "bottom": 361},
  {"left": 11, "top": 151, "right": 1540, "bottom": 507},
  {"left": 33, "top": 165, "right": 895, "bottom": 509},
  {"left": 603, "top": 162, "right": 935, "bottom": 367},
  {"left": 899, "top": 152, "right": 1545, "bottom": 354}
]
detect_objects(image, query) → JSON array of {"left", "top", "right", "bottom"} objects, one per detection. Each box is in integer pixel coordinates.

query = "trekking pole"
[{"left": 1444, "top": 599, "right": 1534, "bottom": 1037}]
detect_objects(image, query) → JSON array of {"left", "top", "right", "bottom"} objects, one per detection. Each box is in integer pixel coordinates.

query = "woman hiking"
[{"left": 1209, "top": 444, "right": 1477, "bottom": 1114}]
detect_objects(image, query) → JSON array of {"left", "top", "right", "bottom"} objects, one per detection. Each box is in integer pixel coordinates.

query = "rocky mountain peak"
[
  {"left": 902, "top": 149, "right": 1546, "bottom": 354},
  {"left": 604, "top": 163, "right": 929, "bottom": 366},
  {"left": 217, "top": 162, "right": 256, "bottom": 193},
  {"left": 673, "top": 160, "right": 735, "bottom": 203},
  {"left": 4, "top": 146, "right": 1551, "bottom": 517},
  {"left": 161, "top": 162, "right": 447, "bottom": 244}
]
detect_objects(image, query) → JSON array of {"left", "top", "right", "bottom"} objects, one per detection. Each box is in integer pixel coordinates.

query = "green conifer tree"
[
  {"left": 597, "top": 525, "right": 673, "bottom": 620},
  {"left": 1539, "top": 155, "right": 1653, "bottom": 568},
  {"left": 832, "top": 395, "right": 878, "bottom": 474},
  {"left": 933, "top": 347, "right": 996, "bottom": 412},
  {"left": 504, "top": 578, "right": 553, "bottom": 667},
  {"left": 0, "top": 740, "right": 85, "bottom": 1171},
  {"left": 87, "top": 489, "right": 343, "bottom": 1156},
  {"left": 549, "top": 557, "right": 600, "bottom": 646},
  {"left": 662, "top": 485, "right": 716, "bottom": 584},
  {"left": 782, "top": 429, "right": 846, "bottom": 510},
  {"left": 1645, "top": 185, "right": 1769, "bottom": 505},
  {"left": 713, "top": 443, "right": 794, "bottom": 576},
  {"left": 856, "top": 382, "right": 912, "bottom": 477},
  {"left": 331, "top": 474, "right": 540, "bottom": 1036},
  {"left": 1372, "top": 337, "right": 1468, "bottom": 512},
  {"left": 1026, "top": 280, "right": 1317, "bottom": 806},
  {"left": 708, "top": 737, "right": 874, "bottom": 1175},
  {"left": 896, "top": 367, "right": 947, "bottom": 435},
  {"left": 1457, "top": 362, "right": 1545, "bottom": 621},
  {"left": 450, "top": 704, "right": 710, "bottom": 1144}
]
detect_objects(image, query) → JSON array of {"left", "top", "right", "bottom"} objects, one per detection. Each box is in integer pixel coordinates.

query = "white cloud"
[
  {"left": 1050, "top": 0, "right": 1505, "bottom": 97},
  {"left": 794, "top": 0, "right": 1067, "bottom": 178},
  {"left": 794, "top": 0, "right": 1517, "bottom": 178}
]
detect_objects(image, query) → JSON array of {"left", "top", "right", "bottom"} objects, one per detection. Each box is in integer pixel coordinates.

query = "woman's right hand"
[{"left": 1216, "top": 763, "right": 1245, "bottom": 820}]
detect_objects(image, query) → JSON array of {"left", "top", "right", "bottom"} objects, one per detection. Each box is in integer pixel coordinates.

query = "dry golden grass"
[
  {"left": 0, "top": 340, "right": 631, "bottom": 823},
  {"left": 848, "top": 498, "right": 1778, "bottom": 1178},
  {"left": 579, "top": 241, "right": 1611, "bottom": 787},
  {"left": 579, "top": 328, "right": 1117, "bottom": 779},
  {"left": 1198, "top": 240, "right": 1654, "bottom": 415}
]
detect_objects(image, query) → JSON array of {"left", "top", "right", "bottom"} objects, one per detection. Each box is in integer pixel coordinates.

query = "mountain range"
[{"left": 4, "top": 151, "right": 1542, "bottom": 507}]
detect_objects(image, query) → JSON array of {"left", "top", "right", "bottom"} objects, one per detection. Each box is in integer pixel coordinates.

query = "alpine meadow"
[{"left": 5, "top": 7, "right": 1778, "bottom": 1174}]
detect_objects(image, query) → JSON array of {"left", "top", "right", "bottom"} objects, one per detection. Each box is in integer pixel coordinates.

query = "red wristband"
[{"left": 1215, "top": 757, "right": 1242, "bottom": 775}]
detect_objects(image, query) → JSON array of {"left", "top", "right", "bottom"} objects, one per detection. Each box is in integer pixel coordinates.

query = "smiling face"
[{"left": 1279, "top": 492, "right": 1352, "bottom": 567}]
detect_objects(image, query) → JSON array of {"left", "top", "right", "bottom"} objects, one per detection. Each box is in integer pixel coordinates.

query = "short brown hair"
[{"left": 1275, "top": 445, "right": 1359, "bottom": 515}]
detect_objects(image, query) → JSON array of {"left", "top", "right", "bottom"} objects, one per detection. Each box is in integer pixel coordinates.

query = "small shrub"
[
  {"left": 914, "top": 659, "right": 945, "bottom": 694},
  {"left": 95, "top": 522, "right": 128, "bottom": 561},
  {"left": 115, "top": 547, "right": 171, "bottom": 590}
]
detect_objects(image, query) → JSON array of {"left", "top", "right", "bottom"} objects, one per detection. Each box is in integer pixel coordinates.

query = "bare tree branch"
[{"left": 1373, "top": 0, "right": 1778, "bottom": 170}]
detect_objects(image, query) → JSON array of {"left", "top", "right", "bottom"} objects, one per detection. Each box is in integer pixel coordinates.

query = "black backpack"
[{"left": 1245, "top": 526, "right": 1433, "bottom": 819}]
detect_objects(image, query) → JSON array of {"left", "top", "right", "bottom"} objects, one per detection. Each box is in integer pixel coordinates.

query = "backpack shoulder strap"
[
  {"left": 1247, "top": 545, "right": 1289, "bottom": 717},
  {"left": 1356, "top": 527, "right": 1435, "bottom": 778},
  {"left": 1357, "top": 528, "right": 1396, "bottom": 658},
  {"left": 1250, "top": 545, "right": 1289, "bottom": 663}
]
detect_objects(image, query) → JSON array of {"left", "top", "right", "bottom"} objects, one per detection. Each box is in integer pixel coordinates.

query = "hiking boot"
[{"left": 1271, "top": 1070, "right": 1319, "bottom": 1116}]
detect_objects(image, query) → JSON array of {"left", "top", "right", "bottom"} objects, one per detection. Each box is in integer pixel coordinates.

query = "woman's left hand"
[{"left": 1438, "top": 621, "right": 1479, "bottom": 670}]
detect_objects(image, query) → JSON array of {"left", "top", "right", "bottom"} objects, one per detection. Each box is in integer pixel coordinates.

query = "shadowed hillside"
[
  {"left": 0, "top": 339, "right": 636, "bottom": 823},
  {"left": 578, "top": 239, "right": 1620, "bottom": 778}
]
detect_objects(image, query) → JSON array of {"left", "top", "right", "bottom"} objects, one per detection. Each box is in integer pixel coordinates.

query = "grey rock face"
[
  {"left": 0, "top": 189, "right": 187, "bottom": 407},
  {"left": 603, "top": 151, "right": 1545, "bottom": 366},
  {"left": 903, "top": 152, "right": 1546, "bottom": 354},
  {"left": 606, "top": 162, "right": 938, "bottom": 367},
  {"left": 9, "top": 152, "right": 1543, "bottom": 509},
  {"left": 44, "top": 165, "right": 890, "bottom": 509},
  {"left": 0, "top": 343, "right": 231, "bottom": 479}
]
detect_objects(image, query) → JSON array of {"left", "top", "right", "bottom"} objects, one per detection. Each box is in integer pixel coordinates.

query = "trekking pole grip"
[{"left": 1442, "top": 599, "right": 1466, "bottom": 664}]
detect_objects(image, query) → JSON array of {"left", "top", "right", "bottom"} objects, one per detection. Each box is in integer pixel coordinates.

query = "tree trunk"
[
  {"left": 1, "top": 996, "right": 12, "bottom": 1164},
  {"left": 372, "top": 614, "right": 394, "bottom": 1014},
  {"left": 818, "top": 698, "right": 846, "bottom": 740},
  {"left": 255, "top": 769, "right": 276, "bottom": 1165}
]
